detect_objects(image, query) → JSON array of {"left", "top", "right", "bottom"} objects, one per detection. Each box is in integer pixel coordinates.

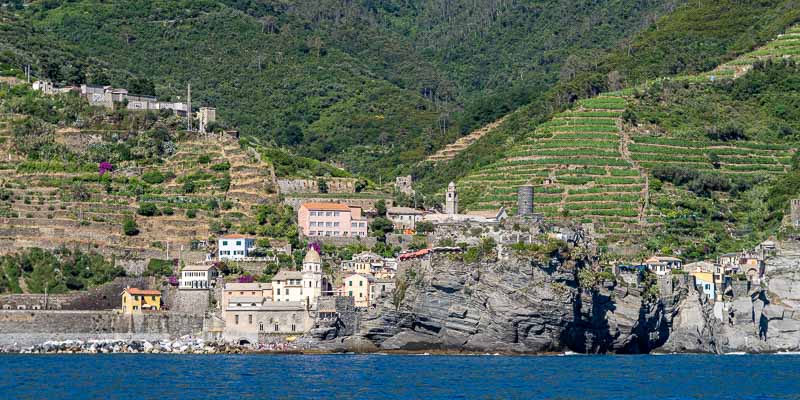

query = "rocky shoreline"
[{"left": 0, "top": 337, "right": 251, "bottom": 355}]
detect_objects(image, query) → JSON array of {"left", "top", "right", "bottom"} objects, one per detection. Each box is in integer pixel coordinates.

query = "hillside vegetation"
[
  {"left": 458, "top": 24, "right": 800, "bottom": 260},
  {"left": 0, "top": 0, "right": 680, "bottom": 178}
]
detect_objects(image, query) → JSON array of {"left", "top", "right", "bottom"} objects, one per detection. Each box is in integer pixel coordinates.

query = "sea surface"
[{"left": 1, "top": 353, "right": 799, "bottom": 399}]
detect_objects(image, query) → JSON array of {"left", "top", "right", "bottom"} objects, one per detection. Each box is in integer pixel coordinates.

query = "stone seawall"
[{"left": 0, "top": 310, "right": 204, "bottom": 347}]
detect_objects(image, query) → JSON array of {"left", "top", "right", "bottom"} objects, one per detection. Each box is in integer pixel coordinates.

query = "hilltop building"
[{"left": 297, "top": 202, "right": 368, "bottom": 238}]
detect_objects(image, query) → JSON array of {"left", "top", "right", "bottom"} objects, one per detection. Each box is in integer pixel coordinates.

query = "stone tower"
[
  {"left": 302, "top": 248, "right": 323, "bottom": 305},
  {"left": 791, "top": 199, "right": 800, "bottom": 227},
  {"left": 445, "top": 181, "right": 458, "bottom": 215},
  {"left": 517, "top": 185, "right": 534, "bottom": 216}
]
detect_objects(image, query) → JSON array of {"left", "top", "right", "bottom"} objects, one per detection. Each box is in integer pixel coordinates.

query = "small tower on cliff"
[{"left": 445, "top": 181, "right": 458, "bottom": 215}]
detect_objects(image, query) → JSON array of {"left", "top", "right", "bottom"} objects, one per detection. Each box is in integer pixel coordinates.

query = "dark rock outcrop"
[{"left": 346, "top": 253, "right": 667, "bottom": 354}]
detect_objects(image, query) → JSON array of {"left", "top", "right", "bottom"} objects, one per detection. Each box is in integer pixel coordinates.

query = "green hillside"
[
  {"left": 412, "top": 0, "right": 800, "bottom": 196},
  {"left": 0, "top": 0, "right": 679, "bottom": 178},
  {"left": 458, "top": 25, "right": 800, "bottom": 259}
]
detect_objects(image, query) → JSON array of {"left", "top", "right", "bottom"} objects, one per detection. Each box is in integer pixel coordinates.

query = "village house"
[
  {"left": 271, "top": 270, "right": 304, "bottom": 303},
  {"left": 341, "top": 273, "right": 375, "bottom": 308},
  {"left": 121, "top": 288, "right": 161, "bottom": 313},
  {"left": 689, "top": 271, "right": 716, "bottom": 300},
  {"left": 179, "top": 264, "right": 219, "bottom": 290},
  {"left": 297, "top": 202, "right": 368, "bottom": 238},
  {"left": 218, "top": 234, "right": 256, "bottom": 261},
  {"left": 341, "top": 252, "right": 384, "bottom": 275},
  {"left": 221, "top": 282, "right": 272, "bottom": 310},
  {"left": 387, "top": 207, "right": 424, "bottom": 231},
  {"left": 644, "top": 256, "right": 683, "bottom": 276}
]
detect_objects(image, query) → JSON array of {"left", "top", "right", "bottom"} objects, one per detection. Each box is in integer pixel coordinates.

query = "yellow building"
[
  {"left": 121, "top": 288, "right": 162, "bottom": 313},
  {"left": 341, "top": 273, "right": 375, "bottom": 308}
]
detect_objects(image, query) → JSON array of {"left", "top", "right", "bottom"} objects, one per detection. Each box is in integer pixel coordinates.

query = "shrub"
[
  {"left": 185, "top": 208, "right": 197, "bottom": 219},
  {"left": 122, "top": 216, "right": 139, "bottom": 236},
  {"left": 137, "top": 203, "right": 159, "bottom": 216},
  {"left": 142, "top": 171, "right": 165, "bottom": 184},
  {"left": 161, "top": 206, "right": 174, "bottom": 216}
]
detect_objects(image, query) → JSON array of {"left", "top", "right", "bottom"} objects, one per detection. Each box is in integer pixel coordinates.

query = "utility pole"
[{"left": 187, "top": 83, "right": 192, "bottom": 132}]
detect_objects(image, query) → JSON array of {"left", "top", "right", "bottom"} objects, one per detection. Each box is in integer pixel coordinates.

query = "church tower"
[
  {"left": 445, "top": 181, "right": 458, "bottom": 215},
  {"left": 302, "top": 248, "right": 323, "bottom": 306}
]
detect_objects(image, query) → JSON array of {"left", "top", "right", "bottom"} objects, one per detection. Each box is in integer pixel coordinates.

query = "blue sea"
[{"left": 1, "top": 354, "right": 799, "bottom": 399}]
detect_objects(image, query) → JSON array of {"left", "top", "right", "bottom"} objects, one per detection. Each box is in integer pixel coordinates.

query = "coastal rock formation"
[
  {"left": 340, "top": 251, "right": 667, "bottom": 354},
  {"left": 332, "top": 240, "right": 800, "bottom": 354}
]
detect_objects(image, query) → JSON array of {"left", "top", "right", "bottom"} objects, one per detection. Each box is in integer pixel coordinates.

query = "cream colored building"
[
  {"left": 271, "top": 270, "right": 304, "bottom": 303},
  {"left": 221, "top": 282, "right": 272, "bottom": 310},
  {"left": 341, "top": 273, "right": 375, "bottom": 308}
]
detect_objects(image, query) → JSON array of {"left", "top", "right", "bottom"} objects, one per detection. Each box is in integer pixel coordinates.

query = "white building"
[
  {"left": 218, "top": 234, "right": 256, "bottom": 260},
  {"left": 387, "top": 207, "right": 424, "bottom": 230},
  {"left": 179, "top": 264, "right": 219, "bottom": 290},
  {"left": 645, "top": 256, "right": 683, "bottom": 276}
]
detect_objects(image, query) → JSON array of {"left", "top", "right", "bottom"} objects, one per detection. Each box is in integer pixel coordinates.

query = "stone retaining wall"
[{"left": 0, "top": 310, "right": 204, "bottom": 347}]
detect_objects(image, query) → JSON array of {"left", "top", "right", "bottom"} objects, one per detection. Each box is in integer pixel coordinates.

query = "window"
[
  {"left": 286, "top": 289, "right": 290, "bottom": 295},
  {"left": 349, "top": 291, "right": 353, "bottom": 297},
  {"left": 248, "top": 315, "right": 253, "bottom": 324},
  {"left": 326, "top": 211, "right": 332, "bottom": 216},
  {"left": 334, "top": 211, "right": 340, "bottom": 216},
  {"left": 359, "top": 292, "right": 363, "bottom": 298},
  {"left": 222, "top": 241, "right": 228, "bottom": 246},
  {"left": 291, "top": 324, "right": 296, "bottom": 332},
  {"left": 151, "top": 296, "right": 157, "bottom": 301},
  {"left": 235, "top": 315, "right": 239, "bottom": 325},
  {"left": 359, "top": 281, "right": 363, "bottom": 287},
  {"left": 259, "top": 323, "right": 264, "bottom": 332},
  {"left": 333, "top": 222, "right": 339, "bottom": 227},
  {"left": 349, "top": 281, "right": 353, "bottom": 286},
  {"left": 274, "top": 324, "right": 279, "bottom": 331},
  {"left": 277, "top": 288, "right": 281, "bottom": 295},
  {"left": 236, "top": 241, "right": 241, "bottom": 246}
]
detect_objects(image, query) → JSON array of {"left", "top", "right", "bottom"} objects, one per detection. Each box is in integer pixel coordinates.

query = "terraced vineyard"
[
  {"left": 0, "top": 117, "right": 277, "bottom": 269},
  {"left": 459, "top": 24, "right": 800, "bottom": 242}
]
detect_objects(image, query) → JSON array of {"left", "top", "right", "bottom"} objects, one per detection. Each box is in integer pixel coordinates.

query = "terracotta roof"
[
  {"left": 219, "top": 234, "right": 251, "bottom": 239},
  {"left": 125, "top": 288, "right": 161, "bottom": 296},
  {"left": 300, "top": 202, "right": 352, "bottom": 211}
]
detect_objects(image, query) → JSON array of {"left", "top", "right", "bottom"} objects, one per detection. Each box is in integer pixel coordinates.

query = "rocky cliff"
[
  {"left": 663, "top": 242, "right": 800, "bottom": 353},
  {"left": 324, "top": 240, "right": 800, "bottom": 354},
  {"left": 326, "top": 247, "right": 669, "bottom": 354}
]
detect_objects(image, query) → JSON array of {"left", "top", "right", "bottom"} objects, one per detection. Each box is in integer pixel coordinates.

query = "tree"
[
  {"left": 415, "top": 221, "right": 434, "bottom": 233},
  {"left": 122, "top": 216, "right": 139, "bottom": 236},
  {"left": 375, "top": 200, "right": 387, "bottom": 217},
  {"left": 370, "top": 217, "right": 394, "bottom": 241},
  {"left": 317, "top": 179, "right": 328, "bottom": 194}
]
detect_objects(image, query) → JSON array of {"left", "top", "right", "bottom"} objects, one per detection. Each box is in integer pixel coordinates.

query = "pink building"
[{"left": 298, "top": 202, "right": 368, "bottom": 238}]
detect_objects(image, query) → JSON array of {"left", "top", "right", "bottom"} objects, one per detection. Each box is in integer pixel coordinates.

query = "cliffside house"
[
  {"left": 179, "top": 264, "right": 219, "bottom": 290},
  {"left": 645, "top": 256, "right": 683, "bottom": 276},
  {"left": 387, "top": 207, "right": 424, "bottom": 230},
  {"left": 218, "top": 234, "right": 256, "bottom": 261},
  {"left": 121, "top": 288, "right": 161, "bottom": 313},
  {"left": 341, "top": 273, "right": 375, "bottom": 308},
  {"left": 341, "top": 252, "right": 384, "bottom": 275},
  {"left": 298, "top": 202, "right": 368, "bottom": 238},
  {"left": 689, "top": 271, "right": 716, "bottom": 300},
  {"left": 221, "top": 282, "right": 272, "bottom": 310}
]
